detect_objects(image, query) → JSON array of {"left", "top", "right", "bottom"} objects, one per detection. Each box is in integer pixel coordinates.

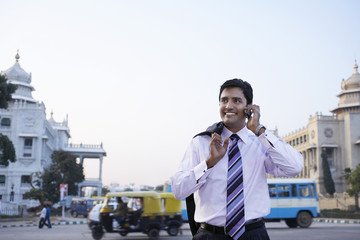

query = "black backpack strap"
[{"left": 186, "top": 122, "right": 224, "bottom": 236}]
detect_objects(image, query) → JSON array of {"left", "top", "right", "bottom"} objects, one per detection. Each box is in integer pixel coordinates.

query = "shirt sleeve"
[
  {"left": 258, "top": 129, "right": 303, "bottom": 177},
  {"left": 171, "top": 137, "right": 212, "bottom": 200}
]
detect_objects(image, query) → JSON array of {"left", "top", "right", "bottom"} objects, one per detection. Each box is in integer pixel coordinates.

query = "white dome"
[
  {"left": 342, "top": 61, "right": 360, "bottom": 90},
  {"left": 1, "top": 52, "right": 36, "bottom": 102}
]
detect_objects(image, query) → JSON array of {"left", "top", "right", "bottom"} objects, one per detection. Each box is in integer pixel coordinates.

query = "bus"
[{"left": 264, "top": 178, "right": 320, "bottom": 228}]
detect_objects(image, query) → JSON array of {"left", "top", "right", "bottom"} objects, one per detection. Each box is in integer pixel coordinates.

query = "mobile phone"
[{"left": 244, "top": 109, "right": 253, "bottom": 118}]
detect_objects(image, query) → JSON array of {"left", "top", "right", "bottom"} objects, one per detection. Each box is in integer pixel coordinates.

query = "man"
[
  {"left": 171, "top": 79, "right": 303, "bottom": 240},
  {"left": 114, "top": 197, "right": 128, "bottom": 226},
  {"left": 37, "top": 205, "right": 47, "bottom": 229},
  {"left": 44, "top": 204, "right": 52, "bottom": 228},
  {"left": 37, "top": 204, "right": 51, "bottom": 229}
]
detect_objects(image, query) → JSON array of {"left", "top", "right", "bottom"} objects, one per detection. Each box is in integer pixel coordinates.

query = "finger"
[
  {"left": 223, "top": 137, "right": 230, "bottom": 149},
  {"left": 212, "top": 133, "right": 223, "bottom": 144}
]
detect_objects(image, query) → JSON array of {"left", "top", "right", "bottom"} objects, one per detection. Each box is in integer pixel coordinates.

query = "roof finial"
[
  {"left": 354, "top": 59, "right": 358, "bottom": 73},
  {"left": 15, "top": 49, "right": 20, "bottom": 63}
]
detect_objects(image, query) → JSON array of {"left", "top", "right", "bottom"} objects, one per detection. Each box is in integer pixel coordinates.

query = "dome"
[
  {"left": 342, "top": 61, "right": 360, "bottom": 90},
  {"left": 0, "top": 52, "right": 36, "bottom": 102},
  {"left": 2, "top": 52, "right": 31, "bottom": 83}
]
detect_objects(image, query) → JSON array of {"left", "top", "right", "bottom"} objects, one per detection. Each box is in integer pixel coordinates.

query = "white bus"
[{"left": 264, "top": 178, "right": 320, "bottom": 228}]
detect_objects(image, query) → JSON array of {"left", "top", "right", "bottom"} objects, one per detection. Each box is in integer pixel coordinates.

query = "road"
[{"left": 0, "top": 222, "right": 359, "bottom": 240}]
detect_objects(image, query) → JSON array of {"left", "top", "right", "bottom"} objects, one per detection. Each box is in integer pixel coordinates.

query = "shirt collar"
[{"left": 222, "top": 126, "right": 251, "bottom": 144}]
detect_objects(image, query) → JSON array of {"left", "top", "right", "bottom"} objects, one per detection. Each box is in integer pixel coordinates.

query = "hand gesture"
[{"left": 206, "top": 133, "right": 229, "bottom": 168}]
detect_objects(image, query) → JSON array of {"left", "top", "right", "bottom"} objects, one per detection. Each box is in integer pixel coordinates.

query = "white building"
[
  {"left": 0, "top": 53, "right": 106, "bottom": 211},
  {"left": 282, "top": 61, "right": 360, "bottom": 195}
]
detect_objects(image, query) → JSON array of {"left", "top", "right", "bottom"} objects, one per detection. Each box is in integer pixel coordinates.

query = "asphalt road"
[{"left": 0, "top": 222, "right": 359, "bottom": 240}]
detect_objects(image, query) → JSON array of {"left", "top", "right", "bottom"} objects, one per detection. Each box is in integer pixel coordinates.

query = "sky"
[{"left": 1, "top": 0, "right": 360, "bottom": 188}]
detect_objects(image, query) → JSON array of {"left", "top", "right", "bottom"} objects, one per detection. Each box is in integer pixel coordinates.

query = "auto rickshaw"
[
  {"left": 91, "top": 191, "right": 164, "bottom": 240},
  {"left": 159, "top": 193, "right": 183, "bottom": 236}
]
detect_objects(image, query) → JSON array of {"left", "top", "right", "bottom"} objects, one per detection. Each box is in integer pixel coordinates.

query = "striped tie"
[{"left": 225, "top": 134, "right": 245, "bottom": 240}]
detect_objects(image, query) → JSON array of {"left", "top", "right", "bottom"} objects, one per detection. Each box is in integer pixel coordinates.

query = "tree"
[
  {"left": 0, "top": 134, "right": 16, "bottom": 166},
  {"left": 102, "top": 186, "right": 110, "bottom": 196},
  {"left": 344, "top": 164, "right": 360, "bottom": 212},
  {"left": 24, "top": 150, "right": 85, "bottom": 204},
  {"left": 321, "top": 149, "right": 335, "bottom": 196},
  {"left": 0, "top": 74, "right": 17, "bottom": 166},
  {"left": 0, "top": 74, "right": 17, "bottom": 109}
]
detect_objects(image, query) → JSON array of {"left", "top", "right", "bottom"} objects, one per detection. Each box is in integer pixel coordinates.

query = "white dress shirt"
[{"left": 171, "top": 126, "right": 303, "bottom": 227}]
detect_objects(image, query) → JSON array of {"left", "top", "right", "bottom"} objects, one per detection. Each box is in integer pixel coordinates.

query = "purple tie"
[{"left": 225, "top": 134, "right": 245, "bottom": 240}]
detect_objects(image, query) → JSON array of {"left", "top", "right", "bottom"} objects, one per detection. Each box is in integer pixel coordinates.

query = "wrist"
[{"left": 255, "top": 124, "right": 266, "bottom": 136}]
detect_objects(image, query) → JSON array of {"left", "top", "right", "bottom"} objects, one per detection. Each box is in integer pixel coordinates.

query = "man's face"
[{"left": 219, "top": 87, "right": 247, "bottom": 132}]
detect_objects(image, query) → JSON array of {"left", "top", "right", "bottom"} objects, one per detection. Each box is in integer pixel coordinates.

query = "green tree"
[
  {"left": 101, "top": 186, "right": 110, "bottom": 196},
  {"left": 321, "top": 149, "right": 335, "bottom": 196},
  {"left": 0, "top": 74, "right": 17, "bottom": 109},
  {"left": 24, "top": 150, "right": 85, "bottom": 204},
  {"left": 0, "top": 134, "right": 16, "bottom": 166},
  {"left": 344, "top": 164, "right": 360, "bottom": 212}
]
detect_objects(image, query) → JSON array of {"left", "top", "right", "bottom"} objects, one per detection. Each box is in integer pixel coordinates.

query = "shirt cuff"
[
  {"left": 193, "top": 160, "right": 211, "bottom": 182},
  {"left": 258, "top": 129, "right": 278, "bottom": 149}
]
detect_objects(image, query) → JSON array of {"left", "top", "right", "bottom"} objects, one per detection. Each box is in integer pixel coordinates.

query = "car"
[{"left": 69, "top": 198, "right": 95, "bottom": 218}]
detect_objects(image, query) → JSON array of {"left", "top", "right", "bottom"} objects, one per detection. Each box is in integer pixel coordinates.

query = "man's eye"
[{"left": 221, "top": 99, "right": 228, "bottom": 103}]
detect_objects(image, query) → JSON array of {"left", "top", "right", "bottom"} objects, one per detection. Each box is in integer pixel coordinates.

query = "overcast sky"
[{"left": 1, "top": 0, "right": 359, "bottom": 188}]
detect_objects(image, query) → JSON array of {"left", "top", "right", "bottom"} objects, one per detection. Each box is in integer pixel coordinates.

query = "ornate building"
[
  {"left": 0, "top": 53, "right": 106, "bottom": 210},
  {"left": 282, "top": 61, "right": 360, "bottom": 194}
]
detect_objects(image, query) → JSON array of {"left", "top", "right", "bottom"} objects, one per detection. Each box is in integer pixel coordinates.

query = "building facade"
[
  {"left": 0, "top": 53, "right": 106, "bottom": 210},
  {"left": 282, "top": 62, "right": 360, "bottom": 195}
]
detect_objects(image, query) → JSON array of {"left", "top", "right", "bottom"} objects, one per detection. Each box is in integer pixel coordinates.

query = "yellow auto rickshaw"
[
  {"left": 160, "top": 193, "right": 183, "bottom": 236},
  {"left": 91, "top": 191, "right": 164, "bottom": 240}
]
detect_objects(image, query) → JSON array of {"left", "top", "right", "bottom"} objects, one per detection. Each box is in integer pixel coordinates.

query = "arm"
[
  {"left": 259, "top": 130, "right": 303, "bottom": 177},
  {"left": 244, "top": 104, "right": 303, "bottom": 176},
  {"left": 171, "top": 134, "right": 229, "bottom": 200},
  {"left": 171, "top": 139, "right": 208, "bottom": 200}
]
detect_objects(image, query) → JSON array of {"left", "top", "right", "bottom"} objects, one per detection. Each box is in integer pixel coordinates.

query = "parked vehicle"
[
  {"left": 69, "top": 198, "right": 95, "bottom": 218},
  {"left": 91, "top": 191, "right": 164, "bottom": 240},
  {"left": 264, "top": 178, "right": 320, "bottom": 228},
  {"left": 159, "top": 193, "right": 183, "bottom": 236}
]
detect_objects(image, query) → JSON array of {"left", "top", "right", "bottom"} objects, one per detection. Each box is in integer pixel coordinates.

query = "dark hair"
[{"left": 219, "top": 78, "right": 253, "bottom": 105}]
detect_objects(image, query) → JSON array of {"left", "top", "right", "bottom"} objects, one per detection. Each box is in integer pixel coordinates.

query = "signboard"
[{"left": 60, "top": 184, "right": 68, "bottom": 201}]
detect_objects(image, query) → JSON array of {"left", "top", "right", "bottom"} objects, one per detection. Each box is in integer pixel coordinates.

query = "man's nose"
[{"left": 226, "top": 101, "right": 233, "bottom": 108}]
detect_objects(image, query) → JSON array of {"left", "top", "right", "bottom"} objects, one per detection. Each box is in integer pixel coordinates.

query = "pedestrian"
[
  {"left": 37, "top": 205, "right": 47, "bottom": 229},
  {"left": 171, "top": 78, "right": 303, "bottom": 240},
  {"left": 44, "top": 204, "right": 52, "bottom": 228}
]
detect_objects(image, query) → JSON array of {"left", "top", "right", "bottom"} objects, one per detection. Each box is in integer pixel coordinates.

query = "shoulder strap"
[{"left": 186, "top": 121, "right": 224, "bottom": 236}]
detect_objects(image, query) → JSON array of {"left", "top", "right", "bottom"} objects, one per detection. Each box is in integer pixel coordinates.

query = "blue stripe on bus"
[{"left": 264, "top": 206, "right": 318, "bottom": 219}]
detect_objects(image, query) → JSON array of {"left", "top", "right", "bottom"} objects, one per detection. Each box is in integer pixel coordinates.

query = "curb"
[
  {"left": 0, "top": 220, "right": 88, "bottom": 228},
  {"left": 313, "top": 218, "right": 360, "bottom": 224}
]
